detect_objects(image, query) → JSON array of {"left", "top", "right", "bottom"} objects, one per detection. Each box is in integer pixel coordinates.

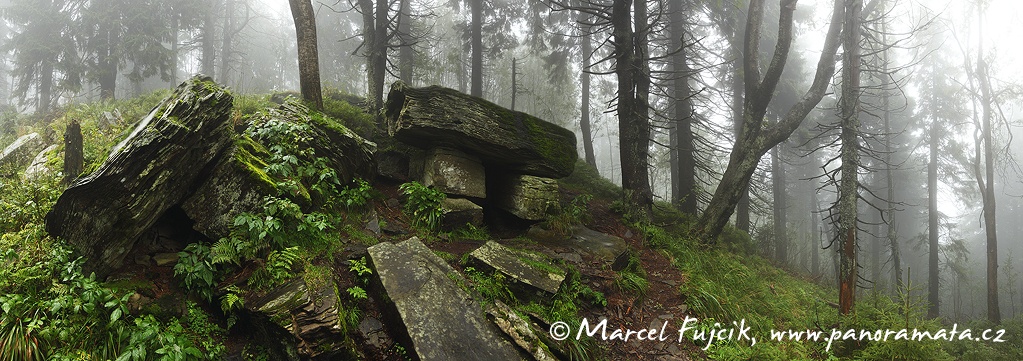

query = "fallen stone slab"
[
  {"left": 486, "top": 300, "right": 557, "bottom": 361},
  {"left": 527, "top": 225, "right": 628, "bottom": 262},
  {"left": 469, "top": 241, "right": 565, "bottom": 298},
  {"left": 0, "top": 132, "right": 44, "bottom": 175},
  {"left": 385, "top": 82, "right": 577, "bottom": 178},
  {"left": 368, "top": 237, "right": 525, "bottom": 361},
  {"left": 24, "top": 144, "right": 58, "bottom": 180},
  {"left": 45, "top": 76, "right": 234, "bottom": 276}
]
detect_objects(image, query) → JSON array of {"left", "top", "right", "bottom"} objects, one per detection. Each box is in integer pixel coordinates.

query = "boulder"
[
  {"left": 486, "top": 300, "right": 557, "bottom": 361},
  {"left": 385, "top": 82, "right": 577, "bottom": 178},
  {"left": 526, "top": 225, "right": 627, "bottom": 262},
  {"left": 469, "top": 241, "right": 565, "bottom": 298},
  {"left": 45, "top": 76, "right": 234, "bottom": 276},
  {"left": 180, "top": 137, "right": 309, "bottom": 240},
  {"left": 494, "top": 175, "right": 558, "bottom": 221},
  {"left": 368, "top": 237, "right": 525, "bottom": 361},
  {"left": 442, "top": 197, "right": 484, "bottom": 231},
  {"left": 0, "top": 132, "right": 44, "bottom": 175},
  {"left": 249, "top": 102, "right": 377, "bottom": 188},
  {"left": 24, "top": 144, "right": 58, "bottom": 180},
  {"left": 245, "top": 278, "right": 348, "bottom": 359},
  {"left": 423, "top": 147, "right": 486, "bottom": 198}
]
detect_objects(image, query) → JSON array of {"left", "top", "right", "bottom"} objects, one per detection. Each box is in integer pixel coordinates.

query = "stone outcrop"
[
  {"left": 469, "top": 241, "right": 565, "bottom": 298},
  {"left": 0, "top": 132, "right": 45, "bottom": 175},
  {"left": 368, "top": 237, "right": 525, "bottom": 361},
  {"left": 45, "top": 76, "right": 234, "bottom": 276},
  {"left": 494, "top": 175, "right": 558, "bottom": 221},
  {"left": 244, "top": 278, "right": 347, "bottom": 360},
  {"left": 385, "top": 82, "right": 577, "bottom": 178}
]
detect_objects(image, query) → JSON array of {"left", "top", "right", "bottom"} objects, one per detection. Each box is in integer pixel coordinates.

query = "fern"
[{"left": 249, "top": 246, "right": 301, "bottom": 290}]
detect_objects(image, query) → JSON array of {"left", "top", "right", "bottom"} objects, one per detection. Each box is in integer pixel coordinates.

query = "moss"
[{"left": 231, "top": 136, "right": 312, "bottom": 207}]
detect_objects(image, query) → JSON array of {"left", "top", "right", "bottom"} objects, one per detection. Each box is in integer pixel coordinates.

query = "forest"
[{"left": 0, "top": 0, "right": 1021, "bottom": 360}]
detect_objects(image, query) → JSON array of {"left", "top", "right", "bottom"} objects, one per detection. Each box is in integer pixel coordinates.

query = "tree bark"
[
  {"left": 976, "top": 20, "right": 1000, "bottom": 323},
  {"left": 98, "top": 22, "right": 118, "bottom": 100},
  {"left": 38, "top": 60, "right": 53, "bottom": 114},
  {"left": 612, "top": 0, "right": 652, "bottom": 216},
  {"left": 398, "top": 0, "right": 413, "bottom": 83},
  {"left": 219, "top": 0, "right": 235, "bottom": 85},
  {"left": 927, "top": 75, "right": 940, "bottom": 318},
  {"left": 201, "top": 0, "right": 219, "bottom": 78},
  {"left": 838, "top": 0, "right": 861, "bottom": 316},
  {"left": 881, "top": 15, "right": 903, "bottom": 294},
  {"left": 670, "top": 0, "right": 697, "bottom": 214},
  {"left": 63, "top": 120, "right": 84, "bottom": 185},
  {"left": 579, "top": 18, "right": 596, "bottom": 168},
  {"left": 359, "top": 0, "right": 388, "bottom": 120},
  {"left": 772, "top": 144, "right": 787, "bottom": 265},
  {"left": 811, "top": 191, "right": 821, "bottom": 278},
  {"left": 289, "top": 0, "right": 323, "bottom": 110},
  {"left": 470, "top": 0, "right": 483, "bottom": 97},
  {"left": 696, "top": 0, "right": 845, "bottom": 242}
]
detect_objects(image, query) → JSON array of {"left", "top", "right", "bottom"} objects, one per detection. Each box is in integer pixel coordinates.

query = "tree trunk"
[
  {"left": 838, "top": 0, "right": 861, "bottom": 316},
  {"left": 927, "top": 82, "right": 940, "bottom": 318},
  {"left": 170, "top": 9, "right": 179, "bottom": 85},
  {"left": 670, "top": 0, "right": 697, "bottom": 214},
  {"left": 811, "top": 191, "right": 821, "bottom": 278},
  {"left": 579, "top": 19, "right": 596, "bottom": 168},
  {"left": 772, "top": 144, "right": 787, "bottom": 265},
  {"left": 38, "top": 60, "right": 53, "bottom": 114},
  {"left": 977, "top": 29, "right": 1000, "bottom": 324},
  {"left": 612, "top": 0, "right": 652, "bottom": 217},
  {"left": 360, "top": 0, "right": 387, "bottom": 120},
  {"left": 470, "top": 0, "right": 483, "bottom": 97},
  {"left": 98, "top": 24, "right": 118, "bottom": 100},
  {"left": 733, "top": 61, "right": 750, "bottom": 232},
  {"left": 696, "top": 0, "right": 844, "bottom": 242},
  {"left": 201, "top": 0, "right": 219, "bottom": 78},
  {"left": 882, "top": 17, "right": 903, "bottom": 293},
  {"left": 63, "top": 120, "right": 83, "bottom": 184},
  {"left": 219, "top": 0, "right": 234, "bottom": 85},
  {"left": 632, "top": 0, "right": 652, "bottom": 216},
  {"left": 289, "top": 0, "right": 323, "bottom": 110},
  {"left": 398, "top": 0, "right": 413, "bottom": 83}
]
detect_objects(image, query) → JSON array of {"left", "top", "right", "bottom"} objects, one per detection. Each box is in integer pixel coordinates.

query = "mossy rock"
[
  {"left": 385, "top": 81, "right": 577, "bottom": 178},
  {"left": 45, "top": 75, "right": 234, "bottom": 277}
]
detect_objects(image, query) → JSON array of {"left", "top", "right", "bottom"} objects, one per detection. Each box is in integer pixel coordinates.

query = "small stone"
[
  {"left": 557, "top": 252, "right": 583, "bottom": 264},
  {"left": 153, "top": 253, "right": 179, "bottom": 266},
  {"left": 134, "top": 253, "right": 152, "bottom": 266},
  {"left": 386, "top": 198, "right": 401, "bottom": 209}
]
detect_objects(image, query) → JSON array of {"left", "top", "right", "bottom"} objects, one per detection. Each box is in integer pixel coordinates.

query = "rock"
[
  {"left": 358, "top": 317, "right": 389, "bottom": 350},
  {"left": 376, "top": 149, "right": 411, "bottom": 181},
  {"left": 494, "top": 174, "right": 558, "bottom": 221},
  {"left": 245, "top": 277, "right": 348, "bottom": 359},
  {"left": 557, "top": 252, "right": 583, "bottom": 264},
  {"left": 180, "top": 137, "right": 308, "bottom": 240},
  {"left": 442, "top": 197, "right": 484, "bottom": 231},
  {"left": 530, "top": 225, "right": 627, "bottom": 262},
  {"left": 368, "top": 237, "right": 525, "bottom": 361},
  {"left": 423, "top": 147, "right": 486, "bottom": 198},
  {"left": 486, "top": 300, "right": 557, "bottom": 361},
  {"left": 24, "top": 144, "right": 58, "bottom": 180},
  {"left": 385, "top": 82, "right": 577, "bottom": 178},
  {"left": 0, "top": 132, "right": 44, "bottom": 175},
  {"left": 45, "top": 76, "right": 234, "bottom": 277},
  {"left": 469, "top": 241, "right": 565, "bottom": 298},
  {"left": 152, "top": 253, "right": 179, "bottom": 266},
  {"left": 250, "top": 102, "right": 377, "bottom": 188}
]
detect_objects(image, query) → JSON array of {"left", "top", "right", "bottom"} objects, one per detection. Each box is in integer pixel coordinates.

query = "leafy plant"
[
  {"left": 399, "top": 181, "right": 445, "bottom": 232},
  {"left": 174, "top": 242, "right": 217, "bottom": 301},
  {"left": 249, "top": 246, "right": 301, "bottom": 291},
  {"left": 545, "top": 194, "right": 593, "bottom": 238}
]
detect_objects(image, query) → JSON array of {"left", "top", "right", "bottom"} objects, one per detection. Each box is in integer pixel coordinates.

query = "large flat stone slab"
[
  {"left": 469, "top": 241, "right": 564, "bottom": 297},
  {"left": 368, "top": 237, "right": 525, "bottom": 361},
  {"left": 385, "top": 82, "right": 577, "bottom": 178}
]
